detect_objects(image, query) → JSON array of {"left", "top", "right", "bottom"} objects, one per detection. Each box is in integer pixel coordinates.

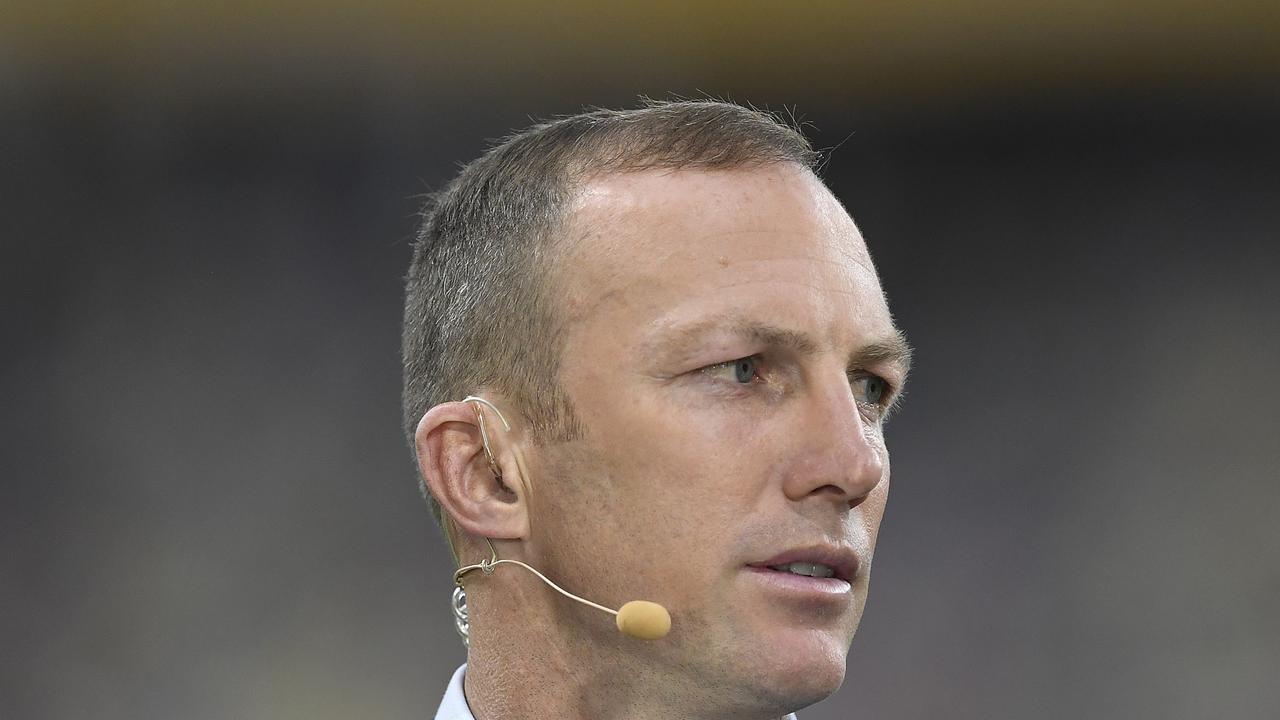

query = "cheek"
[
  {"left": 860, "top": 465, "right": 891, "bottom": 549},
  {"left": 534, "top": 425, "right": 726, "bottom": 546},
  {"left": 593, "top": 397, "right": 738, "bottom": 495},
  {"left": 567, "top": 420, "right": 747, "bottom": 571}
]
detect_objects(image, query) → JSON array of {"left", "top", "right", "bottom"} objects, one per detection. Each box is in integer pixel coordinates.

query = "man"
[{"left": 403, "top": 100, "right": 911, "bottom": 720}]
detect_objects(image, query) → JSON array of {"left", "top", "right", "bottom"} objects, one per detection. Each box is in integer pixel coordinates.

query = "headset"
[{"left": 449, "top": 396, "right": 671, "bottom": 646}]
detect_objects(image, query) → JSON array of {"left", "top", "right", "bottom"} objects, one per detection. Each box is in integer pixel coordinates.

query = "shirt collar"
[{"left": 435, "top": 663, "right": 474, "bottom": 720}]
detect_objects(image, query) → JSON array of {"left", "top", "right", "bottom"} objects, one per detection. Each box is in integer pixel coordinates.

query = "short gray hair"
[{"left": 401, "top": 100, "right": 819, "bottom": 556}]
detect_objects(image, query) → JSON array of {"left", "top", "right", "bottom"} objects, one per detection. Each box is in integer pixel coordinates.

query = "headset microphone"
[
  {"left": 454, "top": 539, "right": 672, "bottom": 640},
  {"left": 452, "top": 396, "right": 672, "bottom": 643}
]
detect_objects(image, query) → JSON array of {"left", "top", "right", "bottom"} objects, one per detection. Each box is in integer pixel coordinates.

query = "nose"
[{"left": 781, "top": 370, "right": 886, "bottom": 509}]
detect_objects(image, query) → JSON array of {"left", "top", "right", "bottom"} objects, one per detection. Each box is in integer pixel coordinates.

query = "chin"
[
  {"left": 704, "top": 584, "right": 864, "bottom": 711},
  {"left": 731, "top": 626, "right": 850, "bottom": 711},
  {"left": 779, "top": 630, "right": 849, "bottom": 691}
]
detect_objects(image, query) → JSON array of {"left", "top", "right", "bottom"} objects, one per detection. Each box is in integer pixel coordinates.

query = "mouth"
[
  {"left": 746, "top": 544, "right": 860, "bottom": 584},
  {"left": 764, "top": 561, "right": 840, "bottom": 578}
]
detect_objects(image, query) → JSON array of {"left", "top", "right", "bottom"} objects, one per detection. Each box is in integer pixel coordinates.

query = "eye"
[
  {"left": 703, "top": 355, "right": 762, "bottom": 385},
  {"left": 851, "top": 374, "right": 890, "bottom": 406}
]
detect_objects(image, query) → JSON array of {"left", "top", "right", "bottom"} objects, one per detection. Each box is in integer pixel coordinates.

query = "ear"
[{"left": 414, "top": 400, "right": 530, "bottom": 544}]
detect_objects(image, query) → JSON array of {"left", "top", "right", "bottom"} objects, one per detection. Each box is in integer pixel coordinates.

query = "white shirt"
[
  {"left": 433, "top": 664, "right": 473, "bottom": 720},
  {"left": 435, "top": 664, "right": 800, "bottom": 720}
]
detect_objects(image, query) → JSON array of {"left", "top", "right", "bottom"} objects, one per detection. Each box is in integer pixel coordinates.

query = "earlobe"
[{"left": 414, "top": 401, "right": 529, "bottom": 543}]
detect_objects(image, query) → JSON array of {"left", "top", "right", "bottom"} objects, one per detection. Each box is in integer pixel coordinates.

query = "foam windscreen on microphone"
[{"left": 615, "top": 600, "right": 672, "bottom": 640}]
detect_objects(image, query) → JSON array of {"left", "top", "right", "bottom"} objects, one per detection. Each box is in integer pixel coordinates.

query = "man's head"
[
  {"left": 402, "top": 101, "right": 820, "bottom": 554},
  {"left": 404, "top": 101, "right": 910, "bottom": 714}
]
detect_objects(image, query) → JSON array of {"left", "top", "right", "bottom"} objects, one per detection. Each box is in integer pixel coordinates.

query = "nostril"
[
  {"left": 814, "top": 485, "right": 868, "bottom": 510},
  {"left": 815, "top": 484, "right": 865, "bottom": 510}
]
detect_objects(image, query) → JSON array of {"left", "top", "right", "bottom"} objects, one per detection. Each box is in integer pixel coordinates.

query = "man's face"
[{"left": 526, "top": 164, "right": 907, "bottom": 712}]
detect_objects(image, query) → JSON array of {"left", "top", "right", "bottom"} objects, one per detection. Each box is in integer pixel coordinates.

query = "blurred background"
[{"left": 3, "top": 2, "right": 1278, "bottom": 718}]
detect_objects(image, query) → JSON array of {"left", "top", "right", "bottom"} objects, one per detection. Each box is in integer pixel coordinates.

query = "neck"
[{"left": 459, "top": 575, "right": 794, "bottom": 720}]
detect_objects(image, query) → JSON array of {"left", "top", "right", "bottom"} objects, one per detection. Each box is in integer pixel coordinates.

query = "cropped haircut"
[{"left": 401, "top": 100, "right": 819, "bottom": 558}]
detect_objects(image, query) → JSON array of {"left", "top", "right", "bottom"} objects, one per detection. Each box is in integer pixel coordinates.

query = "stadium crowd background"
[{"left": 3, "top": 2, "right": 1278, "bottom": 718}]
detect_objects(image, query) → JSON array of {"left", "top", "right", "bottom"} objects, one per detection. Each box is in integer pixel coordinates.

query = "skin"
[{"left": 416, "top": 163, "right": 910, "bottom": 720}]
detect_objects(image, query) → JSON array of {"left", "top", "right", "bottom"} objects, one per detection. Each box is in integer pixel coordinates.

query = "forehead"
[{"left": 557, "top": 164, "right": 893, "bottom": 352}]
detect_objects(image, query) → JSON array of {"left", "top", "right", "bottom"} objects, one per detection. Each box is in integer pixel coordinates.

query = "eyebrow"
[
  {"left": 651, "top": 316, "right": 914, "bottom": 379},
  {"left": 853, "top": 329, "right": 914, "bottom": 380}
]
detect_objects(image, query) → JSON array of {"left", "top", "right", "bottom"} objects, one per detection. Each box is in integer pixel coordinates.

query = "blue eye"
[
  {"left": 853, "top": 374, "right": 888, "bottom": 405},
  {"left": 866, "top": 376, "right": 886, "bottom": 404},
  {"left": 703, "top": 356, "right": 761, "bottom": 385}
]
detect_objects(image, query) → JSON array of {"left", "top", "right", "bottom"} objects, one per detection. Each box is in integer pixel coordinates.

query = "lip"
[
  {"left": 746, "top": 544, "right": 860, "bottom": 583},
  {"left": 743, "top": 565, "right": 852, "bottom": 599}
]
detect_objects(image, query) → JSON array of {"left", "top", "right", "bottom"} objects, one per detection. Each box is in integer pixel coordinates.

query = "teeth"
[{"left": 769, "top": 562, "right": 836, "bottom": 578}]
